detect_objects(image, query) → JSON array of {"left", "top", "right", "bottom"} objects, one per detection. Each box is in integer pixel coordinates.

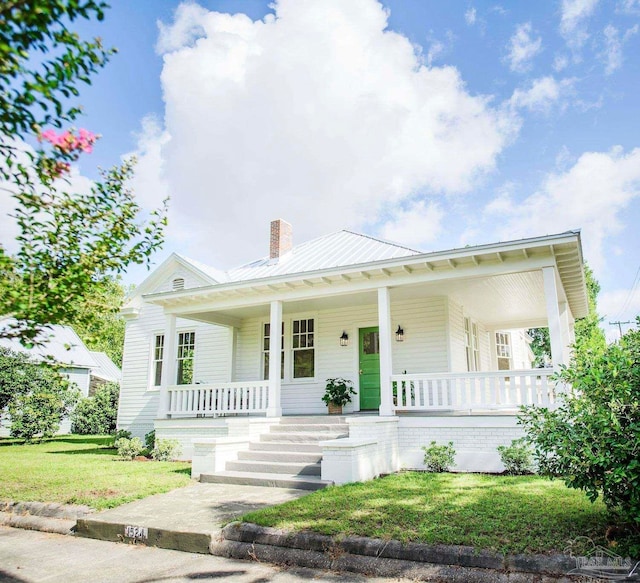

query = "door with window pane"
[{"left": 359, "top": 327, "right": 381, "bottom": 410}]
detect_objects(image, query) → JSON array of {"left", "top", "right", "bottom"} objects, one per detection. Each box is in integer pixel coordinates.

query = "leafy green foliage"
[
  {"left": 0, "top": 1, "right": 167, "bottom": 346},
  {"left": 0, "top": 346, "right": 36, "bottom": 410},
  {"left": 322, "top": 377, "right": 356, "bottom": 407},
  {"left": 112, "top": 429, "right": 131, "bottom": 442},
  {"left": 71, "top": 382, "right": 119, "bottom": 435},
  {"left": 5, "top": 359, "right": 79, "bottom": 442},
  {"left": 520, "top": 319, "right": 640, "bottom": 551},
  {"left": 144, "top": 429, "right": 156, "bottom": 451},
  {"left": 65, "top": 277, "right": 129, "bottom": 366},
  {"left": 422, "top": 441, "right": 456, "bottom": 472},
  {"left": 527, "top": 327, "right": 550, "bottom": 368},
  {"left": 497, "top": 439, "right": 534, "bottom": 475},
  {"left": 152, "top": 438, "right": 181, "bottom": 461},
  {"left": 115, "top": 436, "right": 144, "bottom": 460}
]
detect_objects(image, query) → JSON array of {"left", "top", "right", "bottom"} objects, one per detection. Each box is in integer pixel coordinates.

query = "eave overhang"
[{"left": 142, "top": 231, "right": 589, "bottom": 320}]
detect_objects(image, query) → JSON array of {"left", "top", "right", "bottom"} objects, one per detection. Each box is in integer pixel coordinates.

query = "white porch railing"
[
  {"left": 391, "top": 369, "right": 558, "bottom": 412},
  {"left": 167, "top": 381, "right": 270, "bottom": 416}
]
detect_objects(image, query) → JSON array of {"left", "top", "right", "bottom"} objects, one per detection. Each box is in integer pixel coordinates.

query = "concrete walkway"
[{"left": 75, "top": 481, "right": 308, "bottom": 553}]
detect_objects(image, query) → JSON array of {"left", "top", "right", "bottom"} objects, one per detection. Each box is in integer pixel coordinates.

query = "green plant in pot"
[{"left": 322, "top": 377, "right": 356, "bottom": 414}]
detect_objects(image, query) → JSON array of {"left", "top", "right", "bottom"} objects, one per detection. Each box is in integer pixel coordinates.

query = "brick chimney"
[{"left": 270, "top": 219, "right": 293, "bottom": 259}]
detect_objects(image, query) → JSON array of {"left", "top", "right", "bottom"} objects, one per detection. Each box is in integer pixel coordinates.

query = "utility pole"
[{"left": 609, "top": 320, "right": 631, "bottom": 339}]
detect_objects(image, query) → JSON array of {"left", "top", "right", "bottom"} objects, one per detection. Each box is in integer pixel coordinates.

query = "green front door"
[{"left": 359, "top": 327, "right": 381, "bottom": 410}]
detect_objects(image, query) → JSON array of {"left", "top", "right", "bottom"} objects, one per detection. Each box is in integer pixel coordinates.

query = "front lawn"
[
  {"left": 243, "top": 472, "right": 615, "bottom": 556},
  {"left": 0, "top": 435, "right": 191, "bottom": 510}
]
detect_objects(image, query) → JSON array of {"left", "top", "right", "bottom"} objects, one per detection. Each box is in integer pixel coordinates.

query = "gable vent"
[{"left": 172, "top": 277, "right": 185, "bottom": 291}]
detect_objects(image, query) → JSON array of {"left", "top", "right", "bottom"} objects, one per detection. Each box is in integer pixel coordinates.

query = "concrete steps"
[
  {"left": 199, "top": 416, "right": 349, "bottom": 490},
  {"left": 200, "top": 471, "right": 331, "bottom": 491}
]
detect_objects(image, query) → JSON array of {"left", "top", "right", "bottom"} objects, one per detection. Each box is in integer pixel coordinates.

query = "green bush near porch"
[
  {"left": 0, "top": 435, "right": 191, "bottom": 510},
  {"left": 242, "top": 472, "right": 619, "bottom": 556}
]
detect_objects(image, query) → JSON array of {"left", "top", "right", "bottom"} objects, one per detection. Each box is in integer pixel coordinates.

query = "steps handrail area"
[
  {"left": 168, "top": 381, "right": 270, "bottom": 415},
  {"left": 391, "top": 369, "right": 558, "bottom": 412}
]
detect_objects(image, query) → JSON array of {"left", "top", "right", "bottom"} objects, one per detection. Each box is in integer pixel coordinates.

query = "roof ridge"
[{"left": 339, "top": 229, "right": 422, "bottom": 253}]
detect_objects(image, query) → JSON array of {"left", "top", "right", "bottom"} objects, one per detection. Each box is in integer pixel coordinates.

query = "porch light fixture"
[
  {"left": 395, "top": 325, "right": 404, "bottom": 342},
  {"left": 339, "top": 331, "right": 349, "bottom": 347}
]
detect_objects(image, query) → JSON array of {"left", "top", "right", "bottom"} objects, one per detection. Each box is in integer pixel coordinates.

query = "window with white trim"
[
  {"left": 176, "top": 331, "right": 195, "bottom": 385},
  {"left": 152, "top": 334, "right": 164, "bottom": 387},
  {"left": 495, "top": 332, "right": 512, "bottom": 370},
  {"left": 262, "top": 322, "right": 284, "bottom": 380},
  {"left": 464, "top": 317, "right": 480, "bottom": 372},
  {"left": 292, "top": 318, "right": 314, "bottom": 379}
]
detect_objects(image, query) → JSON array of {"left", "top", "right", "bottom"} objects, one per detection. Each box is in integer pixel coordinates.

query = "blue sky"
[{"left": 9, "top": 1, "right": 640, "bottom": 337}]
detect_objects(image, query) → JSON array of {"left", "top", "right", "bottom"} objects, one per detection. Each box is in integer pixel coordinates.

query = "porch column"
[
  {"left": 158, "top": 313, "right": 177, "bottom": 419},
  {"left": 267, "top": 300, "right": 283, "bottom": 417},
  {"left": 559, "top": 301, "right": 572, "bottom": 365},
  {"left": 378, "top": 287, "right": 394, "bottom": 416},
  {"left": 542, "top": 267, "right": 567, "bottom": 370}
]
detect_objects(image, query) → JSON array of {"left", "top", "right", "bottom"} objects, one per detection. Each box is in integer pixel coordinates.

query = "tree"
[
  {"left": 71, "top": 381, "right": 118, "bottom": 435},
  {"left": 520, "top": 319, "right": 640, "bottom": 553},
  {"left": 0, "top": 1, "right": 167, "bottom": 346},
  {"left": 527, "top": 264, "right": 605, "bottom": 365},
  {"left": 0, "top": 347, "right": 78, "bottom": 441},
  {"left": 65, "top": 277, "right": 131, "bottom": 367}
]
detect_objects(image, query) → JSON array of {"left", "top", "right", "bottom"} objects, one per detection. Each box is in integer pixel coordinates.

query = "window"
[
  {"left": 176, "top": 331, "right": 195, "bottom": 385},
  {"left": 495, "top": 332, "right": 512, "bottom": 370},
  {"left": 152, "top": 334, "right": 164, "bottom": 387},
  {"left": 464, "top": 317, "right": 480, "bottom": 372},
  {"left": 262, "top": 322, "right": 284, "bottom": 380},
  {"left": 292, "top": 318, "right": 314, "bottom": 378}
]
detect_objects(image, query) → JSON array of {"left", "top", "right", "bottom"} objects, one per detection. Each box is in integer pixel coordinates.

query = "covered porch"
[{"left": 147, "top": 238, "right": 584, "bottom": 421}]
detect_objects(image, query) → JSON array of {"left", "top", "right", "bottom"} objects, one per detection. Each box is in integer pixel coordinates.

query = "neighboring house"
[
  {"left": 118, "top": 220, "right": 587, "bottom": 487},
  {"left": 0, "top": 322, "right": 121, "bottom": 436}
]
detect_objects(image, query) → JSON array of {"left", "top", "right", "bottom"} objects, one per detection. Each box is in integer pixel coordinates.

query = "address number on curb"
[{"left": 124, "top": 525, "right": 148, "bottom": 540}]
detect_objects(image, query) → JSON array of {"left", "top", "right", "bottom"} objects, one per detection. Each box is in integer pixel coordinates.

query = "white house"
[
  {"left": 117, "top": 220, "right": 586, "bottom": 488},
  {"left": 0, "top": 322, "right": 122, "bottom": 436}
]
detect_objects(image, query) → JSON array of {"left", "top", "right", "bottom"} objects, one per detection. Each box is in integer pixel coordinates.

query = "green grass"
[
  {"left": 0, "top": 435, "right": 191, "bottom": 510},
  {"left": 242, "top": 472, "right": 614, "bottom": 556}
]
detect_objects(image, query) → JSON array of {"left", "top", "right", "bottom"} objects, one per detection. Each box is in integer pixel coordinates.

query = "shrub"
[
  {"left": 144, "top": 429, "right": 156, "bottom": 451},
  {"left": 115, "top": 437, "right": 144, "bottom": 460},
  {"left": 152, "top": 438, "right": 181, "bottom": 461},
  {"left": 112, "top": 429, "right": 131, "bottom": 442},
  {"left": 422, "top": 441, "right": 456, "bottom": 472},
  {"left": 497, "top": 439, "right": 534, "bottom": 475},
  {"left": 7, "top": 369, "right": 79, "bottom": 443},
  {"left": 520, "top": 318, "right": 640, "bottom": 545},
  {"left": 71, "top": 382, "right": 119, "bottom": 435}
]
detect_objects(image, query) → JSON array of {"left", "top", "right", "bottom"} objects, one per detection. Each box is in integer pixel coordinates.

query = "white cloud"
[
  {"left": 617, "top": 0, "right": 640, "bottom": 14},
  {"left": 136, "top": 0, "right": 516, "bottom": 268},
  {"left": 509, "top": 76, "right": 575, "bottom": 113},
  {"left": 379, "top": 200, "right": 443, "bottom": 249},
  {"left": 506, "top": 22, "right": 542, "bottom": 73},
  {"left": 600, "top": 24, "right": 639, "bottom": 75},
  {"left": 483, "top": 147, "right": 640, "bottom": 272},
  {"left": 560, "top": 0, "right": 599, "bottom": 50},
  {"left": 156, "top": 2, "right": 209, "bottom": 54},
  {"left": 426, "top": 40, "right": 445, "bottom": 65},
  {"left": 465, "top": 7, "right": 477, "bottom": 26},
  {"left": 599, "top": 286, "right": 640, "bottom": 341}
]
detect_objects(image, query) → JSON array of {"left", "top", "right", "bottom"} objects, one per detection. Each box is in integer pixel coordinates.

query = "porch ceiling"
[{"left": 178, "top": 270, "right": 550, "bottom": 330}]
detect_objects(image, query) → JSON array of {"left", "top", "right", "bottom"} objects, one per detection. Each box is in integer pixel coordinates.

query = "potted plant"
[{"left": 322, "top": 377, "right": 356, "bottom": 414}]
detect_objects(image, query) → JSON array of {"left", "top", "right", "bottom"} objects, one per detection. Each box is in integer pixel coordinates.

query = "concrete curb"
[
  {"left": 75, "top": 518, "right": 215, "bottom": 554},
  {"left": 212, "top": 522, "right": 577, "bottom": 582},
  {"left": 0, "top": 501, "right": 93, "bottom": 536}
]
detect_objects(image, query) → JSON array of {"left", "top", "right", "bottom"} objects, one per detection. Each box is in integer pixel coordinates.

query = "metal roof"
[
  {"left": 0, "top": 320, "right": 98, "bottom": 368},
  {"left": 226, "top": 230, "right": 420, "bottom": 282},
  {"left": 88, "top": 351, "right": 122, "bottom": 382}
]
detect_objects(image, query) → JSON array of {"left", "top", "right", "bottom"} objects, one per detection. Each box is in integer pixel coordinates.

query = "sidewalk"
[{"left": 75, "top": 481, "right": 307, "bottom": 553}]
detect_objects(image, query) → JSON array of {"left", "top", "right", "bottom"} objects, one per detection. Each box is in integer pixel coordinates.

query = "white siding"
[
  {"left": 233, "top": 296, "right": 449, "bottom": 415},
  {"left": 117, "top": 303, "right": 230, "bottom": 438}
]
